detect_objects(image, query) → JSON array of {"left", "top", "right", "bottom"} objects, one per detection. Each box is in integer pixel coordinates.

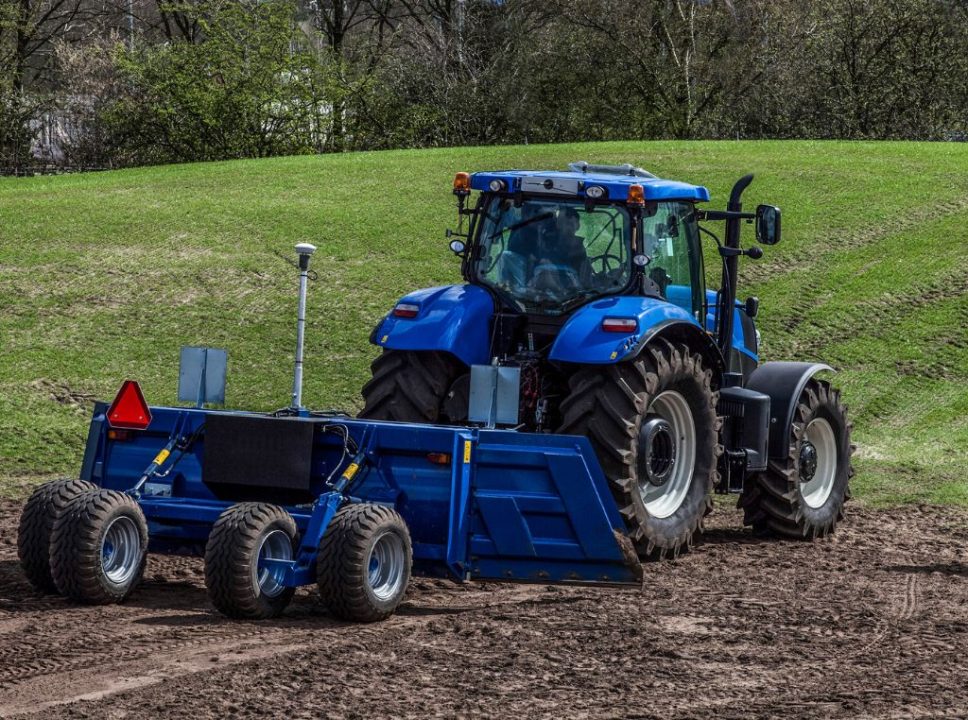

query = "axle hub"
[
  {"left": 799, "top": 441, "right": 818, "bottom": 483},
  {"left": 638, "top": 417, "right": 677, "bottom": 487}
]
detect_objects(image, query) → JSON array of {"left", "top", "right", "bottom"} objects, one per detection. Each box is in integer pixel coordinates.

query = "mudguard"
[
  {"left": 746, "top": 362, "right": 834, "bottom": 459},
  {"left": 548, "top": 296, "right": 706, "bottom": 364},
  {"left": 370, "top": 284, "right": 493, "bottom": 368}
]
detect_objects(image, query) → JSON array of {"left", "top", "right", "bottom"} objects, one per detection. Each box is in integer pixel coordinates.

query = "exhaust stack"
[{"left": 291, "top": 243, "right": 316, "bottom": 409}]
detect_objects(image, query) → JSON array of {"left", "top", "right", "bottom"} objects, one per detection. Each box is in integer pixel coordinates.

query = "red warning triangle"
[{"left": 106, "top": 380, "right": 152, "bottom": 430}]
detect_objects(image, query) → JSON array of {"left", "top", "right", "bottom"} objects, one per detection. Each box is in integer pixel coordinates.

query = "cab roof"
[{"left": 469, "top": 168, "right": 710, "bottom": 203}]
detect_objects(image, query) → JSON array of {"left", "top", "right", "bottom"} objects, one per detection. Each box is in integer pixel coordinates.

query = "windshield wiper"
[{"left": 485, "top": 211, "right": 554, "bottom": 243}]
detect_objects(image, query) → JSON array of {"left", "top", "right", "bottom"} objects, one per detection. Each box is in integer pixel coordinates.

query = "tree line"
[{"left": 2, "top": 0, "right": 966, "bottom": 172}]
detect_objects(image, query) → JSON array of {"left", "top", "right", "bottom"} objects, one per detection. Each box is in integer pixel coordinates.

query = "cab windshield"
[{"left": 474, "top": 197, "right": 632, "bottom": 314}]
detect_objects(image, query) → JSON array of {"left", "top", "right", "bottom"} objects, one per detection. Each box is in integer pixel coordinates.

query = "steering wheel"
[
  {"left": 590, "top": 252, "right": 623, "bottom": 274},
  {"left": 531, "top": 263, "right": 581, "bottom": 293}
]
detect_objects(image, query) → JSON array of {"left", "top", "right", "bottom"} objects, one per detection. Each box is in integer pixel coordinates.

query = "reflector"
[
  {"left": 393, "top": 303, "right": 420, "bottom": 319},
  {"left": 106, "top": 380, "right": 152, "bottom": 430},
  {"left": 602, "top": 317, "right": 638, "bottom": 333}
]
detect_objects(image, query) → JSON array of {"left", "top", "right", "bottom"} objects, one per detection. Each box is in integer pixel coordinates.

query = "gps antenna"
[{"left": 291, "top": 242, "right": 316, "bottom": 409}]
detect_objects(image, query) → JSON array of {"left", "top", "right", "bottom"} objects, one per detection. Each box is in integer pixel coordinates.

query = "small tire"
[
  {"left": 50, "top": 489, "right": 148, "bottom": 604},
  {"left": 18, "top": 478, "right": 96, "bottom": 593},
  {"left": 317, "top": 503, "right": 412, "bottom": 622},
  {"left": 740, "top": 379, "right": 854, "bottom": 538},
  {"left": 359, "top": 349, "right": 466, "bottom": 423},
  {"left": 205, "top": 503, "right": 297, "bottom": 620}
]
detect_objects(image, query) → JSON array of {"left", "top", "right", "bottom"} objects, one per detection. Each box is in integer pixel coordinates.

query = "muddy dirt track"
[{"left": 1, "top": 499, "right": 966, "bottom": 720}]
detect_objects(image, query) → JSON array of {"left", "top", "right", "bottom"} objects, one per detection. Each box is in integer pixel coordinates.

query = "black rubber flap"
[{"left": 203, "top": 414, "right": 314, "bottom": 490}]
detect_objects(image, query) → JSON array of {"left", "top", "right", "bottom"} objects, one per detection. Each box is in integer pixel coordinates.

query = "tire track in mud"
[
  {"left": 900, "top": 572, "right": 920, "bottom": 621},
  {"left": 0, "top": 617, "right": 303, "bottom": 687},
  {"left": 745, "top": 195, "right": 968, "bottom": 286}
]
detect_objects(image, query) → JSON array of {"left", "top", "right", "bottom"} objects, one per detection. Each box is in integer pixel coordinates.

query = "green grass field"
[{"left": 1, "top": 141, "right": 965, "bottom": 504}]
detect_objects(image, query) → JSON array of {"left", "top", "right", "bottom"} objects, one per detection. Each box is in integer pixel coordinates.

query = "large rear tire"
[
  {"left": 740, "top": 379, "right": 853, "bottom": 538},
  {"left": 558, "top": 340, "right": 721, "bottom": 559},
  {"left": 18, "top": 478, "right": 96, "bottom": 593},
  {"left": 317, "top": 503, "right": 412, "bottom": 622},
  {"left": 359, "top": 350, "right": 466, "bottom": 423},
  {"left": 50, "top": 489, "right": 148, "bottom": 604},
  {"left": 205, "top": 503, "right": 298, "bottom": 620}
]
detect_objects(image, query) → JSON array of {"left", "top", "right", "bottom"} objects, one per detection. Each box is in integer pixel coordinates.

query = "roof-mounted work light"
[
  {"left": 453, "top": 172, "right": 471, "bottom": 196},
  {"left": 627, "top": 184, "right": 645, "bottom": 207}
]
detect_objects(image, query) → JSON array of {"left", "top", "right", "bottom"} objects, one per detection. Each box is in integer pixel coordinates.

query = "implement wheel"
[
  {"left": 205, "top": 503, "right": 297, "bottom": 620},
  {"left": 50, "top": 489, "right": 148, "bottom": 604},
  {"left": 558, "top": 339, "right": 721, "bottom": 559},
  {"left": 740, "top": 379, "right": 854, "bottom": 538},
  {"left": 317, "top": 503, "right": 412, "bottom": 622},
  {"left": 359, "top": 349, "right": 467, "bottom": 423},
  {"left": 18, "top": 478, "right": 96, "bottom": 593}
]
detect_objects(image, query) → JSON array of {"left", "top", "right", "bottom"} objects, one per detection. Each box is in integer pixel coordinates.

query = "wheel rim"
[
  {"left": 101, "top": 515, "right": 141, "bottom": 585},
  {"left": 800, "top": 418, "right": 838, "bottom": 509},
  {"left": 254, "top": 529, "right": 292, "bottom": 599},
  {"left": 367, "top": 531, "right": 406, "bottom": 602},
  {"left": 639, "top": 390, "right": 696, "bottom": 519}
]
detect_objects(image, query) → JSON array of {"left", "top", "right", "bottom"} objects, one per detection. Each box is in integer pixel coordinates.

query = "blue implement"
[{"left": 81, "top": 404, "right": 643, "bottom": 588}]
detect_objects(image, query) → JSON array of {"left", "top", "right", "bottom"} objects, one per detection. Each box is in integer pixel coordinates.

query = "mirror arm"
[{"left": 698, "top": 209, "right": 756, "bottom": 221}]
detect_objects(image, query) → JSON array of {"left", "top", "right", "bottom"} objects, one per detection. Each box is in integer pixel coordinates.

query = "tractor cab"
[{"left": 451, "top": 164, "right": 709, "bottom": 322}]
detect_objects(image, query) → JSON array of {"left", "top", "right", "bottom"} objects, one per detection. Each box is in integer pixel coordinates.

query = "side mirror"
[
  {"left": 755, "top": 204, "right": 781, "bottom": 245},
  {"left": 449, "top": 239, "right": 466, "bottom": 256}
]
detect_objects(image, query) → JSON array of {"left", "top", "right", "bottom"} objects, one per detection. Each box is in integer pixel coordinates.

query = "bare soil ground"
[{"left": 0, "top": 498, "right": 966, "bottom": 720}]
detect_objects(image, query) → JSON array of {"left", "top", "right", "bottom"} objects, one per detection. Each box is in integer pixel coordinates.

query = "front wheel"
[
  {"left": 558, "top": 340, "right": 721, "bottom": 559},
  {"left": 740, "top": 379, "right": 853, "bottom": 538}
]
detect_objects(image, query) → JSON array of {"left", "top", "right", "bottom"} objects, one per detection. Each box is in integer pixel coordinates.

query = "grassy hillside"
[{"left": 1, "top": 141, "right": 965, "bottom": 505}]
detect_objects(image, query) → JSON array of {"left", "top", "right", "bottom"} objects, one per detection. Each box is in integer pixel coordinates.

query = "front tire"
[
  {"left": 558, "top": 340, "right": 721, "bottom": 559},
  {"left": 18, "top": 478, "right": 96, "bottom": 593},
  {"left": 50, "top": 489, "right": 148, "bottom": 604},
  {"left": 740, "top": 379, "right": 853, "bottom": 538},
  {"left": 205, "top": 503, "right": 298, "bottom": 619},
  {"left": 359, "top": 350, "right": 466, "bottom": 423}
]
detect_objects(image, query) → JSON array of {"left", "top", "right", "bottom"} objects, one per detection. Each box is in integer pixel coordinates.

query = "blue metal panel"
[
  {"left": 370, "top": 284, "right": 493, "bottom": 367},
  {"left": 470, "top": 170, "right": 710, "bottom": 203},
  {"left": 549, "top": 295, "right": 701, "bottom": 364},
  {"left": 703, "top": 289, "right": 758, "bottom": 362},
  {"left": 476, "top": 495, "right": 535, "bottom": 556},
  {"left": 79, "top": 404, "right": 107, "bottom": 482}
]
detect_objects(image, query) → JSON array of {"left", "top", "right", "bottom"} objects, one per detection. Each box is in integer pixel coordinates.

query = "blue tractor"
[
  {"left": 16, "top": 162, "right": 854, "bottom": 622},
  {"left": 361, "top": 162, "right": 854, "bottom": 557}
]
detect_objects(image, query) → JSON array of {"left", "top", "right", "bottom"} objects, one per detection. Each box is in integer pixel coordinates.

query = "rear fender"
[
  {"left": 549, "top": 296, "right": 719, "bottom": 368},
  {"left": 746, "top": 362, "right": 834, "bottom": 458},
  {"left": 370, "top": 284, "right": 494, "bottom": 368}
]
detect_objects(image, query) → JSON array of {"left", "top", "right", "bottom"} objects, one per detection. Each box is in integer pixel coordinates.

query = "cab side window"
[{"left": 641, "top": 202, "right": 702, "bottom": 314}]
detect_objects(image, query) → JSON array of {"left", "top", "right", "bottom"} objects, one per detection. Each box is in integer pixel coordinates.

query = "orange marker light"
[
  {"left": 627, "top": 184, "right": 645, "bottom": 207},
  {"left": 453, "top": 172, "right": 471, "bottom": 195}
]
